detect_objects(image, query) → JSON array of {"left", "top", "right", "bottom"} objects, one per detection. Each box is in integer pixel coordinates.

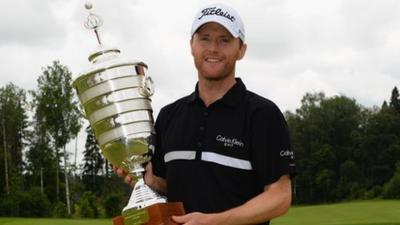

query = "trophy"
[{"left": 73, "top": 3, "right": 184, "bottom": 225}]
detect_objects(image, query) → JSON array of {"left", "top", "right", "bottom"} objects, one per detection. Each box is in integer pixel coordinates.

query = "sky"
[{"left": 0, "top": 0, "right": 399, "bottom": 165}]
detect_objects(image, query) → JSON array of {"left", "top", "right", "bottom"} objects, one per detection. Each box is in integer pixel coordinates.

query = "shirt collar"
[{"left": 185, "top": 78, "right": 247, "bottom": 107}]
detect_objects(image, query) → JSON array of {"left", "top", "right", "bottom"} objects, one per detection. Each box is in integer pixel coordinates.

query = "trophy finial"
[
  {"left": 84, "top": 2, "right": 92, "bottom": 10},
  {"left": 84, "top": 2, "right": 103, "bottom": 45}
]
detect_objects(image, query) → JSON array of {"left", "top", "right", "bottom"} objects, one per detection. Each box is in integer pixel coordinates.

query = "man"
[{"left": 116, "top": 3, "right": 296, "bottom": 224}]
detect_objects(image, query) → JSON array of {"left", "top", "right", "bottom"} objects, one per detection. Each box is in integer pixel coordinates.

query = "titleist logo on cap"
[{"left": 198, "top": 7, "right": 236, "bottom": 22}]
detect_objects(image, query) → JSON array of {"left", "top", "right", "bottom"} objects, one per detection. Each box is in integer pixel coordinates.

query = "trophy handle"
[{"left": 139, "top": 73, "right": 154, "bottom": 98}]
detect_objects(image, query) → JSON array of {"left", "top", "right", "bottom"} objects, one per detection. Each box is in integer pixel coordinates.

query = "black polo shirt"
[{"left": 152, "top": 78, "right": 295, "bottom": 224}]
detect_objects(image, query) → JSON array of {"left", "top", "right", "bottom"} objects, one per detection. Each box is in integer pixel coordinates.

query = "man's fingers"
[
  {"left": 124, "top": 175, "right": 133, "bottom": 185},
  {"left": 113, "top": 165, "right": 136, "bottom": 186},
  {"left": 115, "top": 167, "right": 127, "bottom": 177},
  {"left": 172, "top": 214, "right": 191, "bottom": 224},
  {"left": 117, "top": 168, "right": 125, "bottom": 176}
]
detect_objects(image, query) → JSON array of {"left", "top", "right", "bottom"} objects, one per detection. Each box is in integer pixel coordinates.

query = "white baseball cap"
[{"left": 191, "top": 3, "right": 245, "bottom": 42}]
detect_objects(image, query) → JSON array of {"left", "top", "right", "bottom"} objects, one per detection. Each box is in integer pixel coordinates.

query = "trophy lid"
[
  {"left": 83, "top": 2, "right": 120, "bottom": 63},
  {"left": 73, "top": 2, "right": 149, "bottom": 90}
]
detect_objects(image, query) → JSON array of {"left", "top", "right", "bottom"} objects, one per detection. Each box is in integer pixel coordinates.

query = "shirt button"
[
  {"left": 197, "top": 142, "right": 202, "bottom": 147},
  {"left": 199, "top": 126, "right": 205, "bottom": 131},
  {"left": 203, "top": 111, "right": 208, "bottom": 116}
]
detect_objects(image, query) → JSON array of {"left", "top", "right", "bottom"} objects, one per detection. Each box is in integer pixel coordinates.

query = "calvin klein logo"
[
  {"left": 216, "top": 135, "right": 244, "bottom": 148},
  {"left": 198, "top": 7, "right": 236, "bottom": 22},
  {"left": 280, "top": 150, "right": 295, "bottom": 159}
]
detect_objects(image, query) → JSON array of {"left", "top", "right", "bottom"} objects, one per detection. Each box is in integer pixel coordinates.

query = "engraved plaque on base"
[{"left": 113, "top": 202, "right": 185, "bottom": 225}]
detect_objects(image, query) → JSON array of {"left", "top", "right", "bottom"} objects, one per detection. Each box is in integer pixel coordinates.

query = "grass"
[
  {"left": 0, "top": 218, "right": 111, "bottom": 225},
  {"left": 0, "top": 200, "right": 399, "bottom": 225},
  {"left": 273, "top": 200, "right": 400, "bottom": 225}
]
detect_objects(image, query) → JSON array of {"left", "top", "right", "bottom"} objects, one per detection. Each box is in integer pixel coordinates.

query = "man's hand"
[
  {"left": 113, "top": 165, "right": 134, "bottom": 186},
  {"left": 172, "top": 212, "right": 226, "bottom": 225},
  {"left": 113, "top": 162, "right": 167, "bottom": 194},
  {"left": 172, "top": 175, "right": 292, "bottom": 225},
  {"left": 113, "top": 165, "right": 133, "bottom": 186}
]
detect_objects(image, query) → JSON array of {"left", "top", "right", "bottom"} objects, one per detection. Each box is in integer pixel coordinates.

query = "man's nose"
[{"left": 208, "top": 40, "right": 219, "bottom": 52}]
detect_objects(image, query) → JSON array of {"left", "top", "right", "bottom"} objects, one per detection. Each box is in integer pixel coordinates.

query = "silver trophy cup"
[{"left": 73, "top": 3, "right": 166, "bottom": 217}]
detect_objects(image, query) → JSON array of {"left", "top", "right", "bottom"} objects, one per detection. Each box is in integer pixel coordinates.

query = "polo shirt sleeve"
[
  {"left": 250, "top": 103, "right": 296, "bottom": 187},
  {"left": 151, "top": 107, "right": 167, "bottom": 179}
]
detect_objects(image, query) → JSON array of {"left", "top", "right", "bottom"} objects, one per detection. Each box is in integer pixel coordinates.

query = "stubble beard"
[{"left": 196, "top": 61, "right": 236, "bottom": 82}]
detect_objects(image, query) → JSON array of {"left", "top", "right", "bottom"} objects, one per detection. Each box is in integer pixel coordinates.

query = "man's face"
[{"left": 190, "top": 22, "right": 247, "bottom": 81}]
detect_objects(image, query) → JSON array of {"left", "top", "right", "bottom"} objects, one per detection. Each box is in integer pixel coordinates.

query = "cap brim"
[{"left": 191, "top": 17, "right": 239, "bottom": 39}]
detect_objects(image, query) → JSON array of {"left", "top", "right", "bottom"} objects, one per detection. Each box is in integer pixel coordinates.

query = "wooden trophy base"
[{"left": 112, "top": 202, "right": 185, "bottom": 225}]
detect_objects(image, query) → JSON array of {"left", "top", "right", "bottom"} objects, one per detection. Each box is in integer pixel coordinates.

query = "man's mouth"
[{"left": 205, "top": 57, "right": 222, "bottom": 63}]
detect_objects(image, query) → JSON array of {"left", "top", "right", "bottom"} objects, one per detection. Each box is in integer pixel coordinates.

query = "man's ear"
[
  {"left": 237, "top": 43, "right": 247, "bottom": 60},
  {"left": 190, "top": 38, "right": 194, "bottom": 56}
]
